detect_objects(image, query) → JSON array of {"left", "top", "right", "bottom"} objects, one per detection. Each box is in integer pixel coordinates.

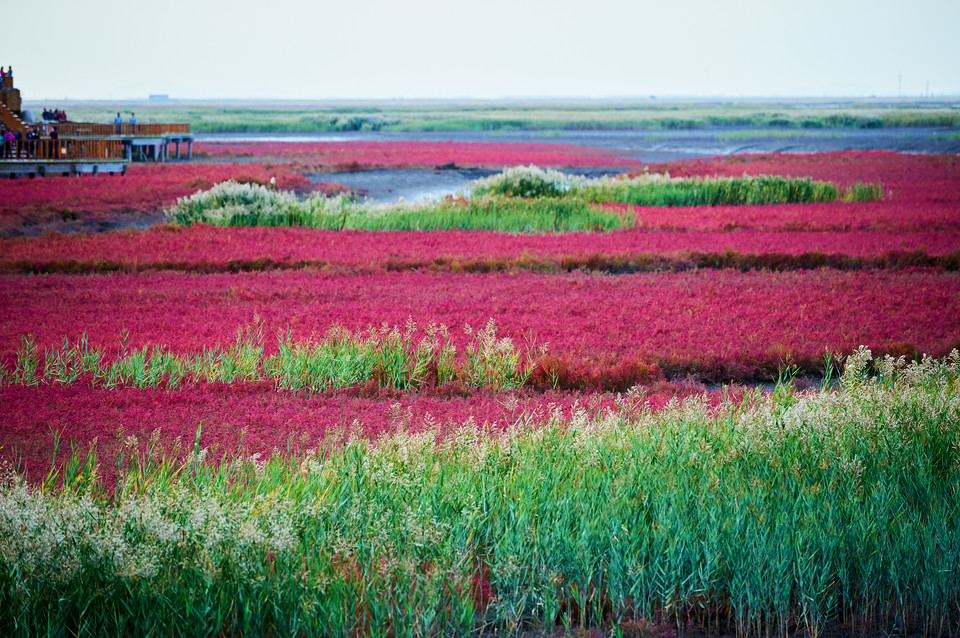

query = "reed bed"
[
  {"left": 2, "top": 349, "right": 958, "bottom": 636},
  {"left": 0, "top": 380, "right": 722, "bottom": 489},
  {"left": 471, "top": 165, "right": 885, "bottom": 206},
  {"left": 3, "top": 269, "right": 957, "bottom": 385},
  {"left": 165, "top": 182, "right": 628, "bottom": 233},
  {"left": 2, "top": 320, "right": 544, "bottom": 394},
  {"left": 165, "top": 169, "right": 884, "bottom": 233}
]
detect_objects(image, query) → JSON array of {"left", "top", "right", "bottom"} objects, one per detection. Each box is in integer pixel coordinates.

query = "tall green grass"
[
  {"left": 472, "top": 165, "right": 885, "bottom": 207},
  {"left": 2, "top": 349, "right": 959, "bottom": 636},
  {"left": 166, "top": 181, "right": 629, "bottom": 233},
  {"left": 4, "top": 320, "right": 544, "bottom": 393},
  {"left": 166, "top": 169, "right": 883, "bottom": 233},
  {"left": 586, "top": 174, "right": 841, "bottom": 206}
]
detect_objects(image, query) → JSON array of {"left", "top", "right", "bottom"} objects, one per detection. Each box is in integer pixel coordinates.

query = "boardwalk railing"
[
  {"left": 0, "top": 138, "right": 125, "bottom": 161},
  {"left": 51, "top": 122, "right": 191, "bottom": 137}
]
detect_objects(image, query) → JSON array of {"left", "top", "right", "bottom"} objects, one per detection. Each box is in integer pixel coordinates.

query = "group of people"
[
  {"left": 41, "top": 108, "right": 68, "bottom": 122},
  {"left": 114, "top": 112, "right": 137, "bottom": 134},
  {"left": 0, "top": 65, "right": 12, "bottom": 83},
  {"left": 1, "top": 124, "right": 60, "bottom": 160}
]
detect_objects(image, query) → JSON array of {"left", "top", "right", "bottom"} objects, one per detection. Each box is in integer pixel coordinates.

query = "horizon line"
[{"left": 22, "top": 94, "right": 960, "bottom": 103}]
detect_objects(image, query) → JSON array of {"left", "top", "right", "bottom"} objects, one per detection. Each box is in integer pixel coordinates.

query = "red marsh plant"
[
  {"left": 0, "top": 319, "right": 546, "bottom": 393},
  {"left": 593, "top": 151, "right": 960, "bottom": 233},
  {"left": 3, "top": 225, "right": 957, "bottom": 275},
  {"left": 601, "top": 199, "right": 960, "bottom": 232},
  {"left": 0, "top": 163, "right": 311, "bottom": 236},
  {"left": 0, "top": 378, "right": 720, "bottom": 486},
  {"left": 192, "top": 140, "right": 640, "bottom": 169},
  {"left": 1, "top": 270, "right": 957, "bottom": 382},
  {"left": 1, "top": 350, "right": 958, "bottom": 636}
]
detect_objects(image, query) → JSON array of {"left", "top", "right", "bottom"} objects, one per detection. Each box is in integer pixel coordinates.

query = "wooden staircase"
[{"left": 0, "top": 102, "right": 28, "bottom": 135}]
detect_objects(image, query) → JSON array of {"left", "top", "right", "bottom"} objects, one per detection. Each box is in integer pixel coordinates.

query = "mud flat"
[
  {"left": 306, "top": 166, "right": 623, "bottom": 203},
  {"left": 279, "top": 126, "right": 960, "bottom": 202},
  {"left": 199, "top": 126, "right": 960, "bottom": 163}
]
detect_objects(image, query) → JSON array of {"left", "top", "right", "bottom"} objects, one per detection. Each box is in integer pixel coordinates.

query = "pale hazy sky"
[{"left": 5, "top": 0, "right": 959, "bottom": 100}]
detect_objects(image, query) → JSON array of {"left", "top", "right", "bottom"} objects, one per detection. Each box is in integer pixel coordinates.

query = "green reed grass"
[
  {"left": 2, "top": 348, "right": 958, "bottom": 637},
  {"left": 348, "top": 197, "right": 626, "bottom": 233},
  {"left": 166, "top": 181, "right": 628, "bottom": 233},
  {"left": 2, "top": 320, "right": 542, "bottom": 394},
  {"left": 472, "top": 166, "right": 885, "bottom": 207},
  {"left": 166, "top": 169, "right": 883, "bottom": 234},
  {"left": 584, "top": 174, "right": 845, "bottom": 206}
]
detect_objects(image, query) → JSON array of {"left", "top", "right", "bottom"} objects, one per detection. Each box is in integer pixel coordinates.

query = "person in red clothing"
[{"left": 49, "top": 127, "right": 59, "bottom": 159}]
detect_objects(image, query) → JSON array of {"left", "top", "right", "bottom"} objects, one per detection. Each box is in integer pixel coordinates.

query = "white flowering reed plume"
[{"left": 4, "top": 350, "right": 957, "bottom": 636}]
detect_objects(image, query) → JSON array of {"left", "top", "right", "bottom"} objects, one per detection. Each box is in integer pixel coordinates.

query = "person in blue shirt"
[
  {"left": 129, "top": 112, "right": 137, "bottom": 133},
  {"left": 114, "top": 112, "right": 122, "bottom": 134}
]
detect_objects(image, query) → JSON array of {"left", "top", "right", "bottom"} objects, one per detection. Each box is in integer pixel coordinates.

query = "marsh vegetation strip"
[
  {"left": 166, "top": 169, "right": 884, "bottom": 233},
  {"left": 35, "top": 96, "right": 960, "bottom": 134},
  {"left": 2, "top": 352, "right": 959, "bottom": 636}
]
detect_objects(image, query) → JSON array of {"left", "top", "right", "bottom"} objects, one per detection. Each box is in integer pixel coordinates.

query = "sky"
[{"left": 5, "top": 0, "right": 959, "bottom": 100}]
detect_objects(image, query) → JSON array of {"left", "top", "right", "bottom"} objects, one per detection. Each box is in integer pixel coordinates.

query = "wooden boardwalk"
[
  {"left": 52, "top": 123, "right": 194, "bottom": 161},
  {"left": 1, "top": 73, "right": 193, "bottom": 177},
  {"left": 0, "top": 136, "right": 127, "bottom": 177}
]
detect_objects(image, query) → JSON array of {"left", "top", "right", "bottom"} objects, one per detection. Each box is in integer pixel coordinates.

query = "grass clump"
[
  {"left": 467, "top": 165, "right": 577, "bottom": 198},
  {"left": 354, "top": 197, "right": 626, "bottom": 233},
  {"left": 473, "top": 165, "right": 885, "bottom": 207},
  {"left": 166, "top": 180, "right": 629, "bottom": 233},
  {"left": 587, "top": 173, "right": 842, "bottom": 206},
  {"left": 2, "top": 349, "right": 959, "bottom": 636},
  {"left": 2, "top": 320, "right": 544, "bottom": 394},
  {"left": 167, "top": 168, "right": 883, "bottom": 233}
]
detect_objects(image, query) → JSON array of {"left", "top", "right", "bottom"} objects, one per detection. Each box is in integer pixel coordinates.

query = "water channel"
[{"left": 198, "top": 127, "right": 960, "bottom": 203}]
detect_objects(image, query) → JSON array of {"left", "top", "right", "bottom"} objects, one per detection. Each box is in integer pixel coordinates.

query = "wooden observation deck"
[
  {"left": 1, "top": 72, "right": 193, "bottom": 178},
  {"left": 53, "top": 122, "right": 194, "bottom": 161}
]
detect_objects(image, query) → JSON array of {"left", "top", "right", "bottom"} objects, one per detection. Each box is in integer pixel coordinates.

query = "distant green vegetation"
[
  {"left": 29, "top": 98, "right": 960, "bottom": 133},
  {"left": 714, "top": 129, "right": 846, "bottom": 141},
  {"left": 166, "top": 168, "right": 885, "bottom": 233}
]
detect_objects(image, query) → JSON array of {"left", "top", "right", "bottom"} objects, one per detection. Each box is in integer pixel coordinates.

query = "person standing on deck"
[
  {"left": 3, "top": 129, "right": 15, "bottom": 159},
  {"left": 49, "top": 127, "right": 59, "bottom": 159},
  {"left": 129, "top": 112, "right": 137, "bottom": 134},
  {"left": 26, "top": 128, "right": 39, "bottom": 158},
  {"left": 114, "top": 112, "right": 122, "bottom": 135}
]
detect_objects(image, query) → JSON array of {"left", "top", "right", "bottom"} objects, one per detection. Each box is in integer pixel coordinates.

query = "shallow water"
[
  {"left": 198, "top": 126, "right": 960, "bottom": 162},
  {"left": 306, "top": 166, "right": 626, "bottom": 203},
  {"left": 200, "top": 127, "right": 960, "bottom": 201}
]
